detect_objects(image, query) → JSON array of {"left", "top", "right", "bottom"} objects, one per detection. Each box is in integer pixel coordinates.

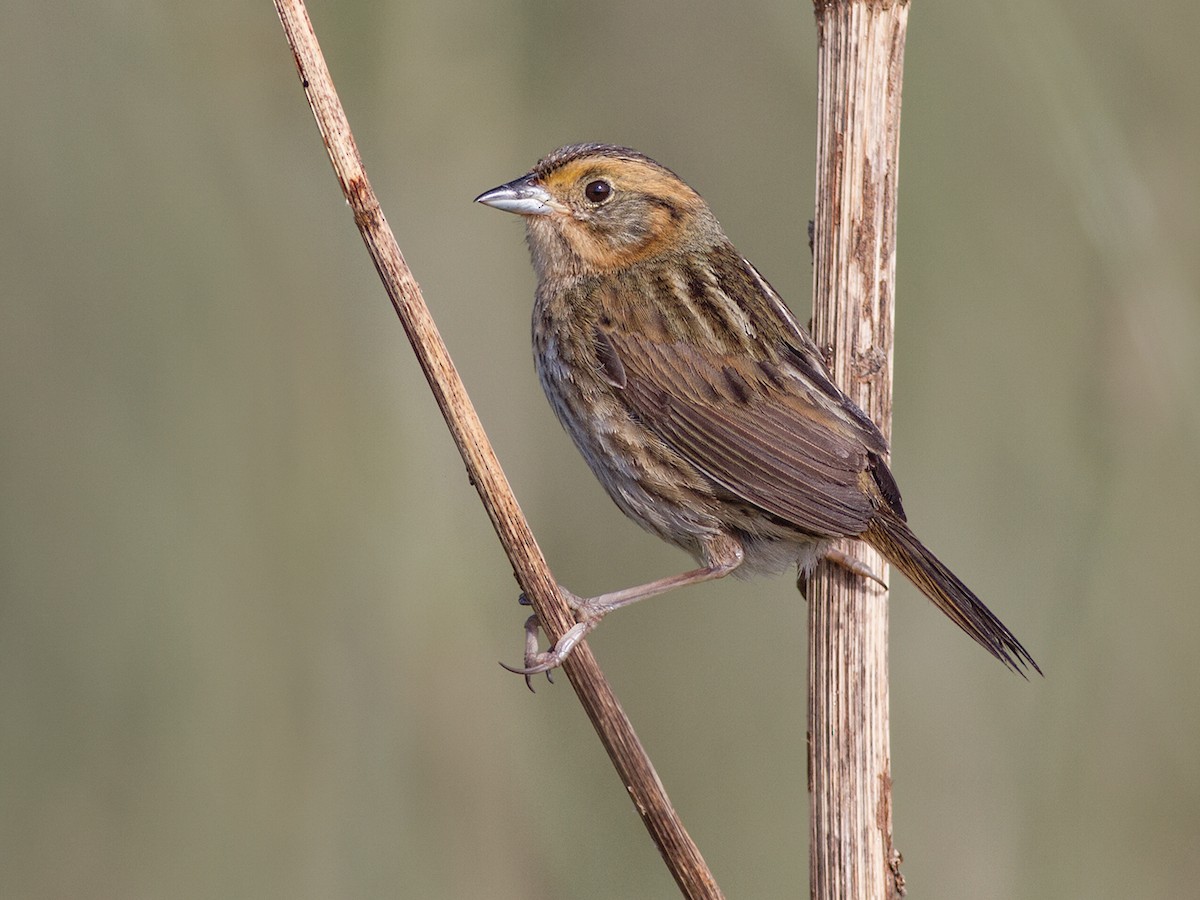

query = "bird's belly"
[{"left": 535, "top": 341, "right": 722, "bottom": 555}]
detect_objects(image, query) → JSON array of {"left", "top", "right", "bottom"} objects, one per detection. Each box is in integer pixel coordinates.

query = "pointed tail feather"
[{"left": 866, "top": 513, "right": 1041, "bottom": 676}]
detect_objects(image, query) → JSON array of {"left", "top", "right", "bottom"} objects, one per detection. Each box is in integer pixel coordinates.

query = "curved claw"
[
  {"left": 498, "top": 658, "right": 552, "bottom": 692},
  {"left": 503, "top": 613, "right": 548, "bottom": 691},
  {"left": 500, "top": 619, "right": 594, "bottom": 687},
  {"left": 821, "top": 547, "right": 888, "bottom": 589},
  {"left": 498, "top": 651, "right": 563, "bottom": 677}
]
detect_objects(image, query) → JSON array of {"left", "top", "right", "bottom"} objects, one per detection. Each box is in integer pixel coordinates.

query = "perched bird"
[{"left": 475, "top": 143, "right": 1038, "bottom": 677}]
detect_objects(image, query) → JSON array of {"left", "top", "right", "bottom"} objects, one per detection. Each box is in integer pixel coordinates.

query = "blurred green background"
[{"left": 3, "top": 1, "right": 1198, "bottom": 897}]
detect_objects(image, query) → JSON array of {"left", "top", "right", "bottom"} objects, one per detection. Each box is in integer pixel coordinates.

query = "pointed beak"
[{"left": 474, "top": 174, "right": 563, "bottom": 216}]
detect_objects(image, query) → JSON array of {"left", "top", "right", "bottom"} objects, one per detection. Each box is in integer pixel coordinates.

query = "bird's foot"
[
  {"left": 797, "top": 547, "right": 888, "bottom": 594},
  {"left": 499, "top": 591, "right": 605, "bottom": 691},
  {"left": 500, "top": 548, "right": 744, "bottom": 690}
]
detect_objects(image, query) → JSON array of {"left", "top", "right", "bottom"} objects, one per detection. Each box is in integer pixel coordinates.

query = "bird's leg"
[{"left": 501, "top": 536, "right": 744, "bottom": 679}]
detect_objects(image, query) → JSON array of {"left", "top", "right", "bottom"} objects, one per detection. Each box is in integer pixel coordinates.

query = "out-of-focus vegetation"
[{"left": 2, "top": 2, "right": 1197, "bottom": 897}]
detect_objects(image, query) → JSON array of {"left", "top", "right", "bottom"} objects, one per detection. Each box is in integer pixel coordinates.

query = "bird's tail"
[{"left": 866, "top": 512, "right": 1041, "bottom": 676}]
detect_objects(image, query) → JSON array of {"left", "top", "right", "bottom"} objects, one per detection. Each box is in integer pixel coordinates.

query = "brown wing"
[{"left": 602, "top": 326, "right": 884, "bottom": 538}]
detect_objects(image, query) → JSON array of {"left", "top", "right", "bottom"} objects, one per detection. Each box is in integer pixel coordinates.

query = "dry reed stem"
[
  {"left": 271, "top": 1, "right": 723, "bottom": 896},
  {"left": 807, "top": 1, "right": 909, "bottom": 898}
]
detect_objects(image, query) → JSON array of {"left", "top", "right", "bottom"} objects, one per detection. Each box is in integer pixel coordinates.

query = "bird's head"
[{"left": 475, "top": 143, "right": 722, "bottom": 279}]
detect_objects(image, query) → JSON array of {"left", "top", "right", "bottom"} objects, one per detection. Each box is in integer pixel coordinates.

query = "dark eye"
[{"left": 584, "top": 179, "right": 612, "bottom": 203}]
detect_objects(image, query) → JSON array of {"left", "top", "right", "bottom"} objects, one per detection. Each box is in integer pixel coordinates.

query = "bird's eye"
[{"left": 584, "top": 180, "right": 612, "bottom": 203}]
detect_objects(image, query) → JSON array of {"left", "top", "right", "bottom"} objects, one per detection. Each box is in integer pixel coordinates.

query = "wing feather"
[{"left": 608, "top": 329, "right": 879, "bottom": 537}]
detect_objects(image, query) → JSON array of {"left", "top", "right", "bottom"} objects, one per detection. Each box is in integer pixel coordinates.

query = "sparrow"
[{"left": 475, "top": 143, "right": 1038, "bottom": 678}]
